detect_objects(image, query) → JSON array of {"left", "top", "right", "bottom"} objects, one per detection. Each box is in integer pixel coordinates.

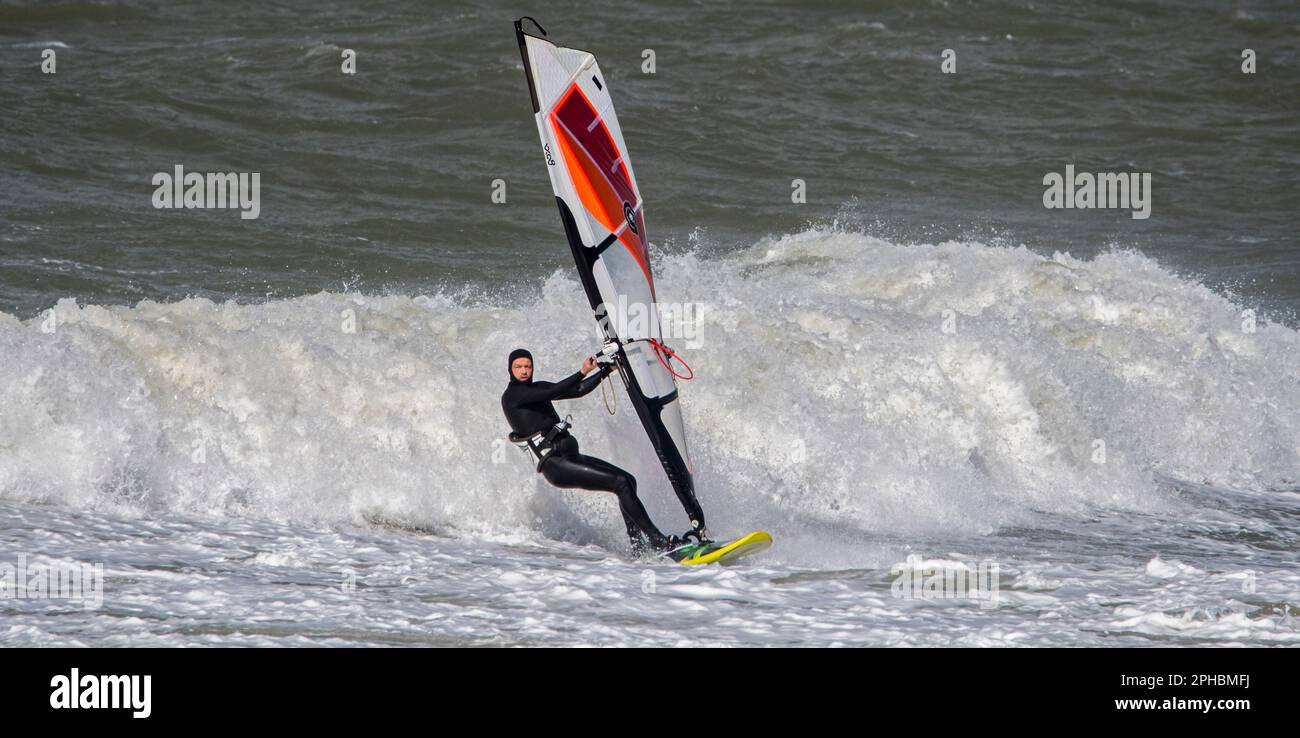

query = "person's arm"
[
  {"left": 505, "top": 370, "right": 585, "bottom": 405},
  {"left": 558, "top": 364, "right": 613, "bottom": 400}
]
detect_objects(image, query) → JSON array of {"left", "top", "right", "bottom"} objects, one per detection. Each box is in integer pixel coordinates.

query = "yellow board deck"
[{"left": 669, "top": 531, "right": 773, "bottom": 566}]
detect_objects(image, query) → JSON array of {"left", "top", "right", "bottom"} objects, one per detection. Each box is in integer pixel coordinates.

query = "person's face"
[{"left": 511, "top": 357, "right": 533, "bottom": 382}]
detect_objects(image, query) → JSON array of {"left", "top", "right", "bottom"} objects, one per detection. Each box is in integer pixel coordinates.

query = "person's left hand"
[{"left": 581, "top": 356, "right": 597, "bottom": 375}]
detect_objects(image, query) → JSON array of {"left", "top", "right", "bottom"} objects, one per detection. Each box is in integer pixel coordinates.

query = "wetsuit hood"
[{"left": 508, "top": 348, "right": 534, "bottom": 384}]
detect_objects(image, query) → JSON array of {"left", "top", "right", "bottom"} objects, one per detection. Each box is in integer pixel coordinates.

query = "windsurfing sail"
[{"left": 514, "top": 17, "right": 707, "bottom": 533}]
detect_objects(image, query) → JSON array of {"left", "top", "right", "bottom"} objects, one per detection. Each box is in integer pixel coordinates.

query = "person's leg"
[
  {"left": 540, "top": 454, "right": 668, "bottom": 549},
  {"left": 581, "top": 455, "right": 669, "bottom": 550},
  {"left": 576, "top": 453, "right": 629, "bottom": 477},
  {"left": 579, "top": 455, "right": 652, "bottom": 552},
  {"left": 618, "top": 506, "right": 649, "bottom": 554}
]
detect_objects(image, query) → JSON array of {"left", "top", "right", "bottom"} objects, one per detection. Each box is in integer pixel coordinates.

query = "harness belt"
[{"left": 509, "top": 415, "right": 571, "bottom": 472}]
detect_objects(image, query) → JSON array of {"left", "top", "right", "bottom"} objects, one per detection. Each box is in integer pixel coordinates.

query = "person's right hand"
[{"left": 581, "top": 356, "right": 597, "bottom": 375}]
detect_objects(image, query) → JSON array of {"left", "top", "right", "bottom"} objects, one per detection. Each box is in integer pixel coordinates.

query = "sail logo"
[
  {"left": 49, "top": 668, "right": 151, "bottom": 718},
  {"left": 152, "top": 165, "right": 261, "bottom": 220},
  {"left": 543, "top": 143, "right": 555, "bottom": 166},
  {"left": 1042, "top": 165, "right": 1151, "bottom": 220},
  {"left": 623, "top": 201, "right": 638, "bottom": 234},
  {"left": 890, "top": 555, "right": 1000, "bottom": 609}
]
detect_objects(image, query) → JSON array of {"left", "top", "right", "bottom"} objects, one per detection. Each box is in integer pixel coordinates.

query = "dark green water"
[{"left": 2, "top": 0, "right": 1297, "bottom": 320}]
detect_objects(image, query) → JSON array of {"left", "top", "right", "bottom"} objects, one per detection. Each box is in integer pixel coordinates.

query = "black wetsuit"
[{"left": 502, "top": 366, "right": 670, "bottom": 551}]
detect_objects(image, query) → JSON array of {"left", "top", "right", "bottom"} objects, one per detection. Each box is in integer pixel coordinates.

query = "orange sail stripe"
[
  {"left": 552, "top": 122, "right": 614, "bottom": 232},
  {"left": 554, "top": 123, "right": 622, "bottom": 236}
]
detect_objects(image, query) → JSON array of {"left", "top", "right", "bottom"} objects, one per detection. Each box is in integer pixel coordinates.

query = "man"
[{"left": 501, "top": 348, "right": 688, "bottom": 555}]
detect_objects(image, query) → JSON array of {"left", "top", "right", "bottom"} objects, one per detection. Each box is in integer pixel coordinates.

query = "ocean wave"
[{"left": 1, "top": 229, "right": 1296, "bottom": 554}]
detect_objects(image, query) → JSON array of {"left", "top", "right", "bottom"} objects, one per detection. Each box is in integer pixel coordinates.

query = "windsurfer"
[{"left": 501, "top": 348, "right": 695, "bottom": 555}]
